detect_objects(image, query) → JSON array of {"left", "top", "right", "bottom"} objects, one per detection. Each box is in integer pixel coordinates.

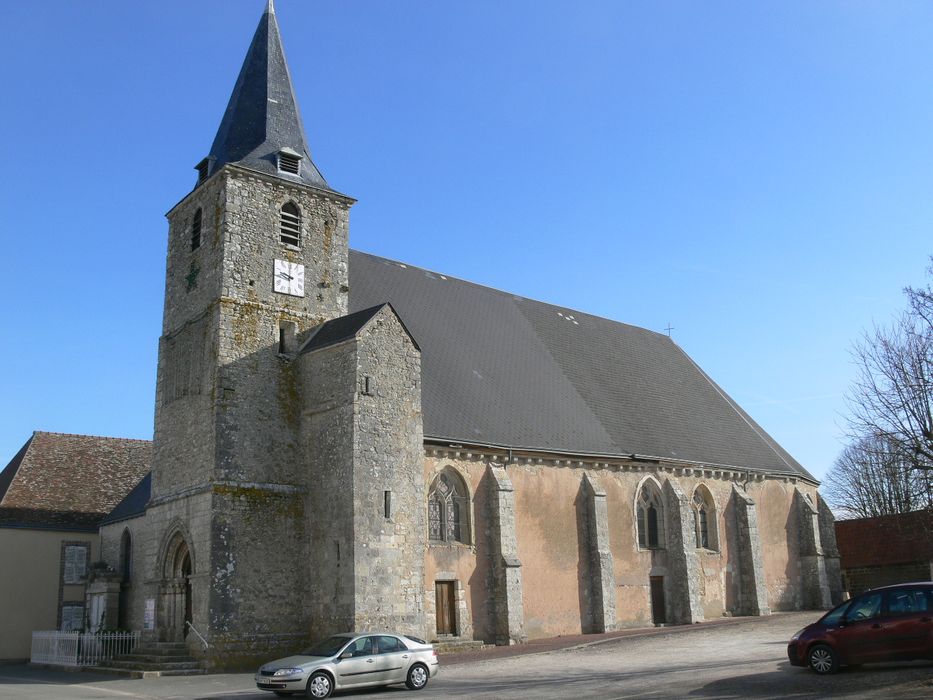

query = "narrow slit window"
[
  {"left": 384, "top": 490, "right": 392, "bottom": 519},
  {"left": 280, "top": 202, "right": 301, "bottom": 247},
  {"left": 278, "top": 321, "right": 297, "bottom": 354},
  {"left": 191, "top": 209, "right": 202, "bottom": 250}
]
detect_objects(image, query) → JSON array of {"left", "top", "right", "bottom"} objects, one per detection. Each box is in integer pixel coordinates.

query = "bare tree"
[
  {"left": 846, "top": 264, "right": 933, "bottom": 473},
  {"left": 823, "top": 433, "right": 932, "bottom": 518}
]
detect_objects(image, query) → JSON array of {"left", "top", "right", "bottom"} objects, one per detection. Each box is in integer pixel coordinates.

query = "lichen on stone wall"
[{"left": 212, "top": 484, "right": 305, "bottom": 523}]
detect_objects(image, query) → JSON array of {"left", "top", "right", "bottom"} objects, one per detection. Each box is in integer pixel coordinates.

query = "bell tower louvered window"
[
  {"left": 191, "top": 209, "right": 202, "bottom": 250},
  {"left": 195, "top": 158, "right": 210, "bottom": 185},
  {"left": 277, "top": 148, "right": 302, "bottom": 176},
  {"left": 280, "top": 202, "right": 301, "bottom": 247}
]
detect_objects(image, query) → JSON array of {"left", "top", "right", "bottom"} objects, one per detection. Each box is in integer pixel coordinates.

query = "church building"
[{"left": 94, "top": 1, "right": 842, "bottom": 669}]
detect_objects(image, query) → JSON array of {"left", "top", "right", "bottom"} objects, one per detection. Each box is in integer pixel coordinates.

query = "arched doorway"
[{"left": 158, "top": 529, "right": 193, "bottom": 642}]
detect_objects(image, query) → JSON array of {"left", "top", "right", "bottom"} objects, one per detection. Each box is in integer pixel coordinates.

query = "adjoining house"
[
  {"left": 835, "top": 510, "right": 933, "bottom": 596},
  {"left": 0, "top": 432, "right": 149, "bottom": 661}
]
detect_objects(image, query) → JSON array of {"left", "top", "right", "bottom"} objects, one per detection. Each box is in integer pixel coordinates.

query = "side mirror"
[{"left": 340, "top": 652, "right": 353, "bottom": 660}]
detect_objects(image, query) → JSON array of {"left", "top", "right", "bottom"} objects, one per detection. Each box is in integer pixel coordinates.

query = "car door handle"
[
  {"left": 871, "top": 623, "right": 883, "bottom": 629},
  {"left": 402, "top": 654, "right": 409, "bottom": 659},
  {"left": 367, "top": 658, "right": 374, "bottom": 663}
]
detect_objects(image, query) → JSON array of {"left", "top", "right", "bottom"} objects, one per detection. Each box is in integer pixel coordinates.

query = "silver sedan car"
[{"left": 255, "top": 632, "right": 439, "bottom": 698}]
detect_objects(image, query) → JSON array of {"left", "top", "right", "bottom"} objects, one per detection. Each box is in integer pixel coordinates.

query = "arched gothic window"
[
  {"left": 280, "top": 202, "right": 301, "bottom": 247},
  {"left": 636, "top": 481, "right": 665, "bottom": 549},
  {"left": 692, "top": 485, "right": 717, "bottom": 550},
  {"left": 120, "top": 529, "right": 132, "bottom": 582},
  {"left": 428, "top": 469, "right": 470, "bottom": 544}
]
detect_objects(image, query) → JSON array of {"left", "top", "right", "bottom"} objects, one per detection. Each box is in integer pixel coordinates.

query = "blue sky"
[{"left": 1, "top": 1, "right": 931, "bottom": 482}]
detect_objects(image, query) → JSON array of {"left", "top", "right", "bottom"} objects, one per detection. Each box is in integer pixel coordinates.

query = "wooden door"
[
  {"left": 435, "top": 581, "right": 457, "bottom": 635},
  {"left": 650, "top": 576, "right": 666, "bottom": 625}
]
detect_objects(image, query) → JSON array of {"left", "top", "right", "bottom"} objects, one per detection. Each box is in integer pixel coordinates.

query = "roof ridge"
[{"left": 32, "top": 431, "right": 152, "bottom": 444}]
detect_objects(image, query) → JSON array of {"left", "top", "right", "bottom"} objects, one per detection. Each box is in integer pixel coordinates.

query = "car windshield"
[
  {"left": 300, "top": 635, "right": 352, "bottom": 657},
  {"left": 819, "top": 600, "right": 851, "bottom": 626}
]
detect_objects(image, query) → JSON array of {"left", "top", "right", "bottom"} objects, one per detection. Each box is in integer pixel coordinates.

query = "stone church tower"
[{"left": 145, "top": 0, "right": 426, "bottom": 665}]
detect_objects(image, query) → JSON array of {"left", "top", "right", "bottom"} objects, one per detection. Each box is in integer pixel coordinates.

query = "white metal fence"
[{"left": 31, "top": 631, "right": 140, "bottom": 667}]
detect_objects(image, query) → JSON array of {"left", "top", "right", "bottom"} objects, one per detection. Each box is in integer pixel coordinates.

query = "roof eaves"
[{"left": 421, "top": 435, "right": 818, "bottom": 483}]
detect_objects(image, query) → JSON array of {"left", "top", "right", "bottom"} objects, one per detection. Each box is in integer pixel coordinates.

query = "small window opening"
[
  {"left": 191, "top": 209, "right": 202, "bottom": 250},
  {"left": 280, "top": 202, "right": 301, "bottom": 247},
  {"left": 120, "top": 530, "right": 132, "bottom": 582},
  {"left": 384, "top": 491, "right": 392, "bottom": 519},
  {"left": 278, "top": 320, "right": 297, "bottom": 354},
  {"left": 278, "top": 150, "right": 302, "bottom": 175},
  {"left": 362, "top": 375, "right": 373, "bottom": 395}
]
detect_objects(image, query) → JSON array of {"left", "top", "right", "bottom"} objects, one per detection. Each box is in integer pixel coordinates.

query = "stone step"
[
  {"left": 106, "top": 659, "right": 202, "bottom": 672},
  {"left": 134, "top": 643, "right": 190, "bottom": 652},
  {"left": 432, "top": 639, "right": 487, "bottom": 654},
  {"left": 90, "top": 666, "right": 206, "bottom": 678},
  {"left": 116, "top": 653, "right": 197, "bottom": 663}
]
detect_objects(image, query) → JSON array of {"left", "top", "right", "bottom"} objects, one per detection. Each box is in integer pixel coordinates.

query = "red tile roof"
[
  {"left": 835, "top": 510, "right": 933, "bottom": 569},
  {"left": 0, "top": 432, "right": 151, "bottom": 531}
]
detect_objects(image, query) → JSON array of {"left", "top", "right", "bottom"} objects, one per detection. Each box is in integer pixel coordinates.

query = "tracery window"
[
  {"left": 692, "top": 485, "right": 717, "bottom": 550},
  {"left": 636, "top": 481, "right": 665, "bottom": 549},
  {"left": 280, "top": 202, "right": 301, "bottom": 247},
  {"left": 428, "top": 469, "right": 470, "bottom": 544}
]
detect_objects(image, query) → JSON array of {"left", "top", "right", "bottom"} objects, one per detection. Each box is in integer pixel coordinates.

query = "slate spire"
[{"left": 202, "top": 1, "right": 331, "bottom": 190}]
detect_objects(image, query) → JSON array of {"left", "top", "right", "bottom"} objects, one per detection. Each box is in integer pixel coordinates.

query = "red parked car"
[{"left": 788, "top": 582, "right": 933, "bottom": 674}]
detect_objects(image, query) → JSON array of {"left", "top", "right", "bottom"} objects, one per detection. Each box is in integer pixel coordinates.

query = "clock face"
[{"left": 274, "top": 259, "right": 305, "bottom": 297}]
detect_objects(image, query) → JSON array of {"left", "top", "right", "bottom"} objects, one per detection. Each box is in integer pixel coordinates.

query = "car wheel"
[
  {"left": 405, "top": 663, "right": 429, "bottom": 690},
  {"left": 305, "top": 671, "right": 333, "bottom": 699},
  {"left": 808, "top": 644, "right": 838, "bottom": 674}
]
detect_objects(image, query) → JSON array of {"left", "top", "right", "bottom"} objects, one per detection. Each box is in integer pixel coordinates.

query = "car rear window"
[
  {"left": 404, "top": 635, "right": 427, "bottom": 645},
  {"left": 887, "top": 588, "right": 931, "bottom": 616}
]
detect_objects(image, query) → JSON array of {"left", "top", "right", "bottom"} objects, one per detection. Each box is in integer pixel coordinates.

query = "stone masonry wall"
[
  {"left": 300, "top": 306, "right": 425, "bottom": 639},
  {"left": 423, "top": 451, "right": 820, "bottom": 640},
  {"left": 146, "top": 165, "right": 355, "bottom": 667},
  {"left": 300, "top": 340, "right": 358, "bottom": 636},
  {"left": 351, "top": 308, "right": 425, "bottom": 635}
]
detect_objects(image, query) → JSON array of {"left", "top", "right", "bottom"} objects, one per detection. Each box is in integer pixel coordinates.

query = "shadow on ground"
[{"left": 690, "top": 660, "right": 933, "bottom": 699}]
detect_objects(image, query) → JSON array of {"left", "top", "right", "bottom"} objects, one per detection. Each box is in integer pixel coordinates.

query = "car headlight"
[
  {"left": 790, "top": 629, "right": 804, "bottom": 642},
  {"left": 273, "top": 667, "right": 303, "bottom": 677}
]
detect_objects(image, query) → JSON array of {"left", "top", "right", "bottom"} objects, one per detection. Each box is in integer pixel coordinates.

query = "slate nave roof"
[{"left": 348, "top": 250, "right": 814, "bottom": 482}]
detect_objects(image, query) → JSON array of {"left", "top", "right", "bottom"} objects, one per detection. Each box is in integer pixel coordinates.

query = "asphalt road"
[{"left": 1, "top": 612, "right": 930, "bottom": 699}]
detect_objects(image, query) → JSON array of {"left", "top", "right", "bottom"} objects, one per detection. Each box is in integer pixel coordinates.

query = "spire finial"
[{"left": 266, "top": 0, "right": 275, "bottom": 14}]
